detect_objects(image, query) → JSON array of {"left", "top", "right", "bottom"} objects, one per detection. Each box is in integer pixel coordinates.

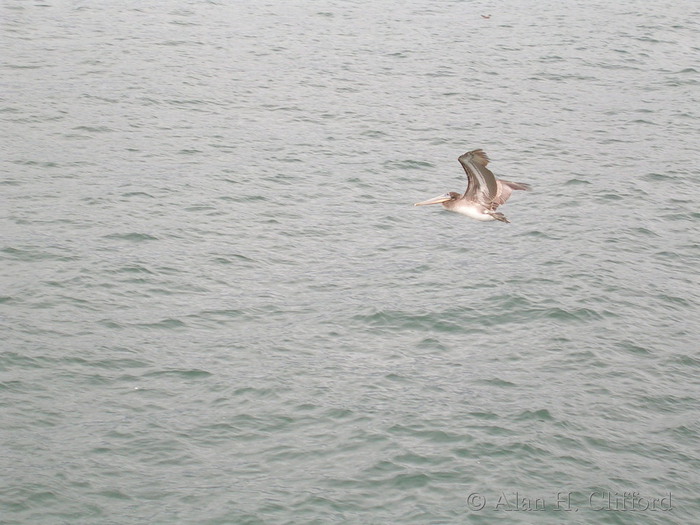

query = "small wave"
[
  {"left": 121, "top": 191, "right": 154, "bottom": 198},
  {"left": 382, "top": 159, "right": 435, "bottom": 170},
  {"left": 73, "top": 125, "right": 113, "bottom": 133},
  {"left": 135, "top": 318, "right": 186, "bottom": 329},
  {"left": 143, "top": 369, "right": 211, "bottom": 378},
  {"left": 103, "top": 233, "right": 159, "bottom": 242},
  {"left": 515, "top": 408, "right": 554, "bottom": 422}
]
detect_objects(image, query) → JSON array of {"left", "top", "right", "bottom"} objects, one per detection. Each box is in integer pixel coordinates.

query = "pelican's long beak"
[{"left": 414, "top": 193, "right": 451, "bottom": 206}]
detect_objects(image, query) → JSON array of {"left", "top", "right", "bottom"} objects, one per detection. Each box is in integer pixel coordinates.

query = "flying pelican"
[{"left": 414, "top": 149, "right": 530, "bottom": 223}]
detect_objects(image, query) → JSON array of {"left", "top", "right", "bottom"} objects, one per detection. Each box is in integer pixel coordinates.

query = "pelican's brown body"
[{"left": 414, "top": 149, "right": 530, "bottom": 223}]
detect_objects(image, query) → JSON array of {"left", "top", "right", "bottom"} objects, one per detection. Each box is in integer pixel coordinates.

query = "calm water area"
[{"left": 2, "top": 0, "right": 699, "bottom": 523}]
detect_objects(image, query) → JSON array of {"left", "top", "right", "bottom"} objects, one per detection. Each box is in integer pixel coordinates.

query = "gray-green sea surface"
[{"left": 2, "top": 0, "right": 699, "bottom": 523}]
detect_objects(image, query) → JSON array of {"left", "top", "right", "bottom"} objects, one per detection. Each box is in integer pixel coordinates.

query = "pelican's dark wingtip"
[{"left": 458, "top": 149, "right": 490, "bottom": 167}]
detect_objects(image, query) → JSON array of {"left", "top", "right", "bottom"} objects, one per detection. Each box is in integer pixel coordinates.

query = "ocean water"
[{"left": 2, "top": 0, "right": 699, "bottom": 523}]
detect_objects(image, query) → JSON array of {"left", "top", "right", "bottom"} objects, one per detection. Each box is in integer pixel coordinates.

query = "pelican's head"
[{"left": 414, "top": 192, "right": 460, "bottom": 207}]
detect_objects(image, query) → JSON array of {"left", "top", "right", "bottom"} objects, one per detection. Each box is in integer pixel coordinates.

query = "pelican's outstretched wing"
[
  {"left": 458, "top": 149, "right": 498, "bottom": 204},
  {"left": 492, "top": 180, "right": 531, "bottom": 209}
]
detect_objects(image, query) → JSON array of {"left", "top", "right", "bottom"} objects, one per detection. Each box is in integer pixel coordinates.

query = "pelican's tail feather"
[{"left": 502, "top": 181, "right": 531, "bottom": 191}]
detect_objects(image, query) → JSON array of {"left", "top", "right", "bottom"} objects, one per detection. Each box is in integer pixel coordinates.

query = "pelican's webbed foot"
[{"left": 486, "top": 210, "right": 510, "bottom": 223}]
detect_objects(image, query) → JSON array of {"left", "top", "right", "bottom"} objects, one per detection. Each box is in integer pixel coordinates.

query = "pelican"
[{"left": 414, "top": 149, "right": 530, "bottom": 223}]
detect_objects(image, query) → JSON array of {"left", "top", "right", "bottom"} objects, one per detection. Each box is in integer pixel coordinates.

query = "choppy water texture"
[{"left": 2, "top": 0, "right": 699, "bottom": 523}]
